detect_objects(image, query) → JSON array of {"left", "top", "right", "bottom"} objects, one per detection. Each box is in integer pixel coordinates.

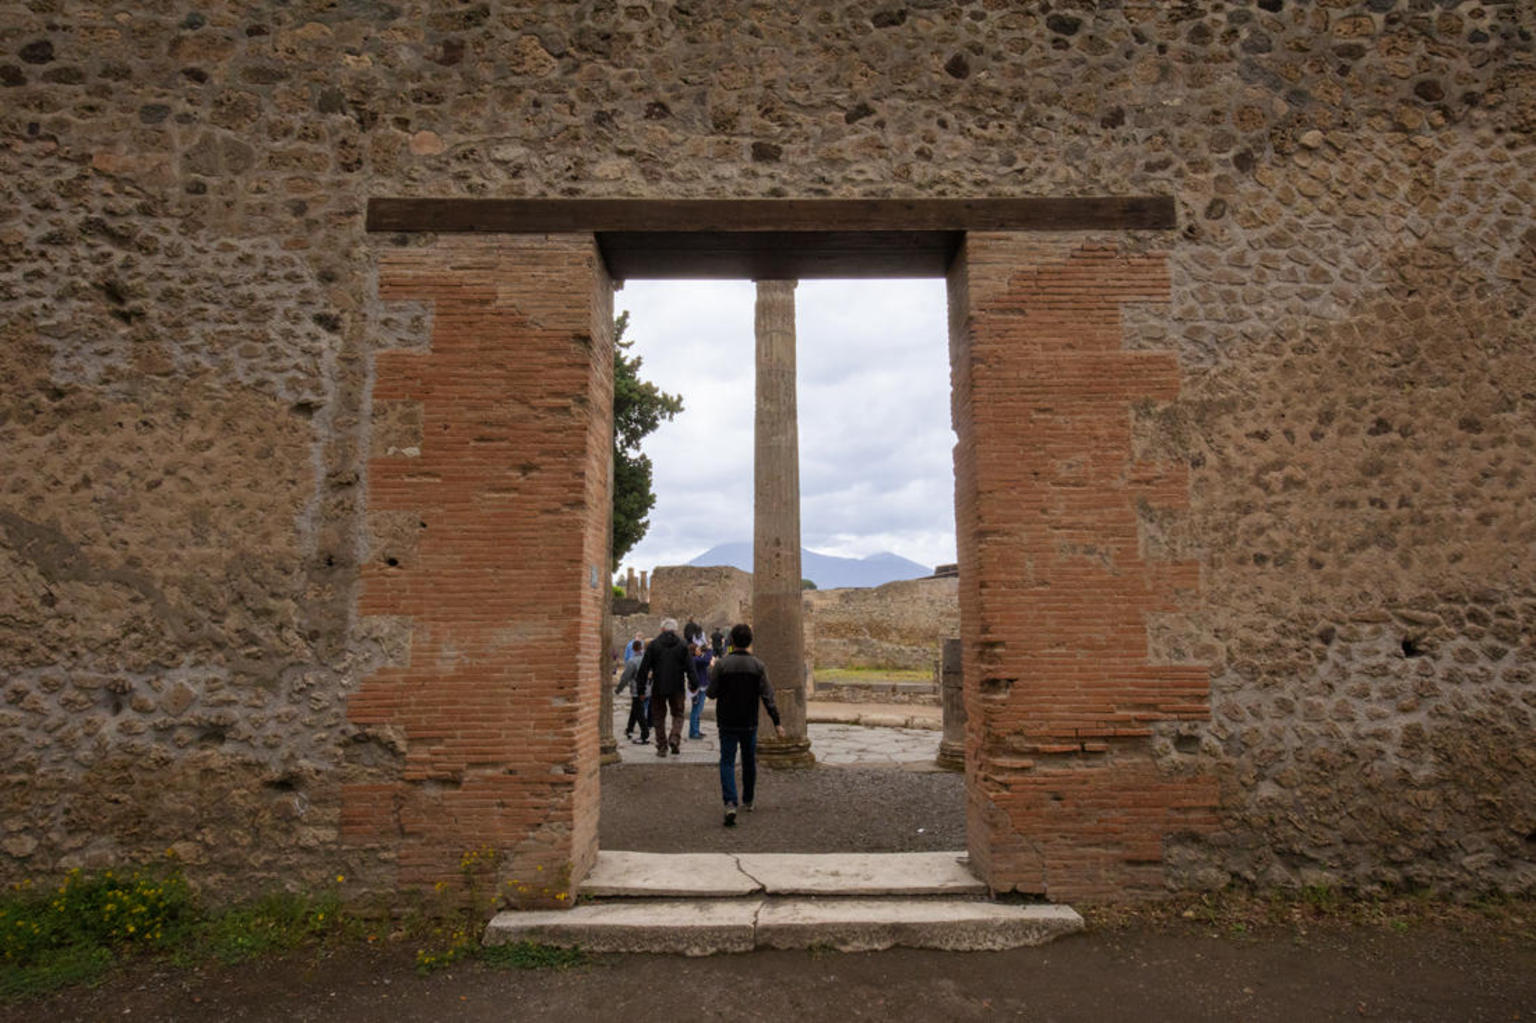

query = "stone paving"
[{"left": 611, "top": 701, "right": 946, "bottom": 770}]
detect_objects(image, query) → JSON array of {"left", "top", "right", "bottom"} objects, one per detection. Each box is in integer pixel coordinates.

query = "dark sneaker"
[
  {"left": 723, "top": 805, "right": 737, "bottom": 827},
  {"left": 655, "top": 746, "right": 666, "bottom": 757},
  {"left": 669, "top": 740, "right": 680, "bottom": 755},
  {"left": 743, "top": 802, "right": 754, "bottom": 813}
]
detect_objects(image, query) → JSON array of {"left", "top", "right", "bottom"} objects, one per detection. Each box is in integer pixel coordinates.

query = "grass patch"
[
  {"left": 0, "top": 865, "right": 359, "bottom": 1001},
  {"left": 0, "top": 944, "right": 115, "bottom": 1000},
  {"left": 815, "top": 666, "right": 933, "bottom": 683},
  {"left": 478, "top": 940, "right": 586, "bottom": 971},
  {"left": 0, "top": 865, "right": 195, "bottom": 997},
  {"left": 176, "top": 889, "right": 349, "bottom": 967},
  {"left": 2, "top": 854, "right": 593, "bottom": 1000}
]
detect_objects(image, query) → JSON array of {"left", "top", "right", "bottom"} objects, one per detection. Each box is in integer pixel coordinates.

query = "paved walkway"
[{"left": 611, "top": 701, "right": 947, "bottom": 770}]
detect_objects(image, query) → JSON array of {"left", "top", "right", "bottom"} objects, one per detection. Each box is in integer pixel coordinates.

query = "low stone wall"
[{"left": 624, "top": 565, "right": 959, "bottom": 673}]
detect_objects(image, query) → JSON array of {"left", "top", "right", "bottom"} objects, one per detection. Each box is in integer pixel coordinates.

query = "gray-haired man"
[{"left": 635, "top": 617, "right": 700, "bottom": 757}]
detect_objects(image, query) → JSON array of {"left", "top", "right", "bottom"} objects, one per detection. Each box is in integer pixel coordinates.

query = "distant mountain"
[{"left": 687, "top": 541, "right": 932, "bottom": 590}]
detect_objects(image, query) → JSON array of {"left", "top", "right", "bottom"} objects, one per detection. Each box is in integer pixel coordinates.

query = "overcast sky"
[{"left": 615, "top": 278, "right": 957, "bottom": 578}]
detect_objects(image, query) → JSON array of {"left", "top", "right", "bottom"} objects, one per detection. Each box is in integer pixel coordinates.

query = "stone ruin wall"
[
  {"left": 0, "top": 1, "right": 1532, "bottom": 898},
  {"left": 803, "top": 576, "right": 960, "bottom": 672}
]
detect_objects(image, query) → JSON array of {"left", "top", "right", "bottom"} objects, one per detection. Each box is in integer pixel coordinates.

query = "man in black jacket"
[
  {"left": 635, "top": 618, "right": 699, "bottom": 757},
  {"left": 706, "top": 623, "right": 787, "bottom": 826}
]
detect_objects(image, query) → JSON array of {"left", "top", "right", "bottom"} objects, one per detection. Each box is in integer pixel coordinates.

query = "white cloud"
[{"left": 616, "top": 278, "right": 956, "bottom": 576}]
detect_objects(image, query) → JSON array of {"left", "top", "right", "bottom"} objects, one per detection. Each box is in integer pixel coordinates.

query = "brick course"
[
  {"left": 347, "top": 235, "right": 611, "bottom": 901},
  {"left": 950, "top": 235, "right": 1218, "bottom": 900}
]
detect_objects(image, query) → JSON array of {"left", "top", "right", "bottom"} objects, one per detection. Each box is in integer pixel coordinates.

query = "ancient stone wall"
[
  {"left": 1, "top": 1, "right": 1531, "bottom": 899},
  {"left": 619, "top": 566, "right": 958, "bottom": 673},
  {"left": 804, "top": 576, "right": 960, "bottom": 672},
  {"left": 645, "top": 565, "right": 752, "bottom": 634}
]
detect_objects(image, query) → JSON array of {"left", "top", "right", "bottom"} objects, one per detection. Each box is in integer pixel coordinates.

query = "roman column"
[{"left": 753, "top": 280, "right": 814, "bottom": 768}]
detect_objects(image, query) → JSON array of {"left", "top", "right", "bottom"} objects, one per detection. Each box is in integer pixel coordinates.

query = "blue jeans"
[
  {"left": 688, "top": 690, "right": 706, "bottom": 737},
  {"left": 718, "top": 728, "right": 757, "bottom": 807}
]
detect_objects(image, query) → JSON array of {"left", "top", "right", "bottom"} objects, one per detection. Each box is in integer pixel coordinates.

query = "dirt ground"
[
  {"left": 11, "top": 919, "right": 1533, "bottom": 1023},
  {"left": 9, "top": 761, "right": 1533, "bottom": 1021},
  {"left": 600, "top": 762, "right": 967, "bottom": 852}
]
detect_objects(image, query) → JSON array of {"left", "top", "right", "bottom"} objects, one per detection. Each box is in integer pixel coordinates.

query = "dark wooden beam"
[
  {"left": 365, "top": 196, "right": 1177, "bottom": 234},
  {"left": 596, "top": 230, "right": 964, "bottom": 280},
  {"left": 365, "top": 197, "right": 1176, "bottom": 279}
]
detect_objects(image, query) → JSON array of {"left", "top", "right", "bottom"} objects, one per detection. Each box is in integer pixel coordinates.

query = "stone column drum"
[
  {"left": 935, "top": 637, "right": 965, "bottom": 771},
  {"left": 752, "top": 280, "right": 814, "bottom": 768}
]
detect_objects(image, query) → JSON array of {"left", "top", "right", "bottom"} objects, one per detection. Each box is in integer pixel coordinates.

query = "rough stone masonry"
[{"left": 0, "top": 1, "right": 1532, "bottom": 903}]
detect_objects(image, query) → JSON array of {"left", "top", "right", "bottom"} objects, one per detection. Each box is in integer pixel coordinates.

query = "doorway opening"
[
  {"left": 357, "top": 198, "right": 1205, "bottom": 903},
  {"left": 601, "top": 277, "right": 962, "bottom": 856}
]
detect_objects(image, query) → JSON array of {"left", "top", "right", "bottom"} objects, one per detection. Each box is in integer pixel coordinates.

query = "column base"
[
  {"left": 599, "top": 737, "right": 621, "bottom": 765},
  {"left": 935, "top": 741, "right": 964, "bottom": 772},
  {"left": 758, "top": 736, "right": 816, "bottom": 769}
]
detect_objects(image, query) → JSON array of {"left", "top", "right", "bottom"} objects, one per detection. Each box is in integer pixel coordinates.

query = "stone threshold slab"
[
  {"left": 582, "top": 850, "right": 985, "bottom": 898},
  {"left": 757, "top": 898, "right": 1084, "bottom": 952},
  {"left": 736, "top": 851, "right": 985, "bottom": 896},
  {"left": 583, "top": 851, "right": 759, "bottom": 897},
  {"left": 486, "top": 898, "right": 759, "bottom": 956},
  {"left": 484, "top": 898, "right": 1083, "bottom": 955}
]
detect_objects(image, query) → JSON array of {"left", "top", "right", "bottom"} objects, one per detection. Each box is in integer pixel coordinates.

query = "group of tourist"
[{"left": 615, "top": 617, "right": 785, "bottom": 826}]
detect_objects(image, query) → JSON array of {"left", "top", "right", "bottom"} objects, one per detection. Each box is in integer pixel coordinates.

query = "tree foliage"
[{"left": 612, "top": 311, "right": 684, "bottom": 568}]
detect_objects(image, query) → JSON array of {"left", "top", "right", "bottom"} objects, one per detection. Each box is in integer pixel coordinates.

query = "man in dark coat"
[
  {"left": 635, "top": 617, "right": 699, "bottom": 757},
  {"left": 706, "top": 623, "right": 786, "bottom": 826}
]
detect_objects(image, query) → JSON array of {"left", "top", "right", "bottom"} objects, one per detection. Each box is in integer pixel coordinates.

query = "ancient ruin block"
[
  {"left": 347, "top": 235, "right": 613, "bottom": 900},
  {"left": 949, "top": 236, "right": 1217, "bottom": 900}
]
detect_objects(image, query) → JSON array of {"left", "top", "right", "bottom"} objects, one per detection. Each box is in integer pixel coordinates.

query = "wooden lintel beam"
[{"left": 365, "top": 196, "right": 1177, "bottom": 234}]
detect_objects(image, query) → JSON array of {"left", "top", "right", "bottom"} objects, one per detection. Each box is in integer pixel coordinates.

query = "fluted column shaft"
[{"left": 753, "top": 280, "right": 814, "bottom": 767}]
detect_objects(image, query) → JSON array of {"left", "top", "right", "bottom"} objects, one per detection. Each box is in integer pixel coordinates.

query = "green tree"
[{"left": 612, "top": 311, "right": 684, "bottom": 569}]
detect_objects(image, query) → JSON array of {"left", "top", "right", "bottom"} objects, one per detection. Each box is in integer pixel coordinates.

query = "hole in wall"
[{"left": 1402, "top": 636, "right": 1425, "bottom": 658}]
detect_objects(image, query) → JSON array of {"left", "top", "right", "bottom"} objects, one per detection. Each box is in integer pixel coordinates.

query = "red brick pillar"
[
  {"left": 949, "top": 234, "right": 1217, "bottom": 901},
  {"left": 345, "top": 235, "right": 612, "bottom": 906}
]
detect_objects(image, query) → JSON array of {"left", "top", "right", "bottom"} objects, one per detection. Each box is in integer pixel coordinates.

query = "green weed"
[
  {"left": 179, "top": 889, "right": 346, "bottom": 967},
  {"left": 816, "top": 666, "right": 933, "bottom": 683},
  {"left": 0, "top": 944, "right": 115, "bottom": 999},
  {"left": 0, "top": 864, "right": 192, "bottom": 999},
  {"left": 478, "top": 940, "right": 586, "bottom": 971}
]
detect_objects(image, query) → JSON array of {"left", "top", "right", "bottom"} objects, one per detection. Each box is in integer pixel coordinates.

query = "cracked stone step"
[
  {"left": 580, "top": 850, "right": 986, "bottom": 898},
  {"left": 485, "top": 898, "right": 760, "bottom": 956},
  {"left": 582, "top": 851, "right": 759, "bottom": 897},
  {"left": 756, "top": 898, "right": 1083, "bottom": 952},
  {"left": 483, "top": 898, "right": 1083, "bottom": 955}
]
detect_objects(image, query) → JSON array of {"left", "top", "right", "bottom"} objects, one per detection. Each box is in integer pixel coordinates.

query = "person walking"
[
  {"left": 707, "top": 623, "right": 785, "bottom": 826},
  {"left": 615, "top": 638, "right": 649, "bottom": 744},
  {"left": 635, "top": 618, "right": 699, "bottom": 757},
  {"left": 709, "top": 626, "right": 725, "bottom": 658},
  {"left": 687, "top": 640, "right": 713, "bottom": 740}
]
